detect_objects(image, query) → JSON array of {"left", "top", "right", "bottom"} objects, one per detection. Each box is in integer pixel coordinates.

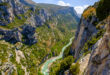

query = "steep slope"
[
  {"left": 71, "top": 5, "right": 98, "bottom": 59},
  {"left": 85, "top": 16, "right": 110, "bottom": 75},
  {"left": 68, "top": 0, "right": 110, "bottom": 75},
  {"left": 0, "top": 0, "right": 79, "bottom": 75}
]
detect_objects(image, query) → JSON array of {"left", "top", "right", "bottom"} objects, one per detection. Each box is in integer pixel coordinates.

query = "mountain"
[
  {"left": 20, "top": 0, "right": 37, "bottom": 6},
  {"left": 0, "top": 0, "right": 79, "bottom": 75}
]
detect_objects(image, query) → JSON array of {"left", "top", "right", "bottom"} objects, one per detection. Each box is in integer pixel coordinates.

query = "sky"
[{"left": 32, "top": 0, "right": 98, "bottom": 14}]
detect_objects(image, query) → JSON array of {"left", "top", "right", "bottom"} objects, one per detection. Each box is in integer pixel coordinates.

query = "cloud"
[
  {"left": 74, "top": 5, "right": 89, "bottom": 14},
  {"left": 57, "top": 1, "right": 70, "bottom": 6}
]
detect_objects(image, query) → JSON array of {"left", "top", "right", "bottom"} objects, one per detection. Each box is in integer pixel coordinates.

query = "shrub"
[
  {"left": 96, "top": 0, "right": 110, "bottom": 21},
  {"left": 50, "top": 56, "right": 74, "bottom": 75},
  {"left": 0, "top": 2, "right": 10, "bottom": 8},
  {"left": 69, "top": 63, "right": 80, "bottom": 75},
  {"left": 0, "top": 71, "right": 1, "bottom": 75},
  {"left": 83, "top": 7, "right": 96, "bottom": 19},
  {"left": 0, "top": 2, "right": 8, "bottom": 6},
  {"left": 16, "top": 64, "right": 25, "bottom": 75},
  {"left": 63, "top": 44, "right": 72, "bottom": 58},
  {"left": 60, "top": 56, "right": 74, "bottom": 70}
]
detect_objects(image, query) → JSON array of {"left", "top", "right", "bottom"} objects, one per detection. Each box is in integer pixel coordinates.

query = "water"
[{"left": 41, "top": 37, "right": 74, "bottom": 75}]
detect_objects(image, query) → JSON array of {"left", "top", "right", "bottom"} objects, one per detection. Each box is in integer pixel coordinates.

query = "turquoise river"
[{"left": 41, "top": 37, "right": 74, "bottom": 75}]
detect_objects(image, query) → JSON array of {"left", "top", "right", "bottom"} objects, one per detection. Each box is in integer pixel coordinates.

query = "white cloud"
[
  {"left": 74, "top": 5, "right": 89, "bottom": 14},
  {"left": 57, "top": 1, "right": 70, "bottom": 6}
]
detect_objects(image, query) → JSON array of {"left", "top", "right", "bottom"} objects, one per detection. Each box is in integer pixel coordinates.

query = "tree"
[
  {"left": 69, "top": 63, "right": 80, "bottom": 75},
  {"left": 96, "top": 0, "right": 110, "bottom": 21}
]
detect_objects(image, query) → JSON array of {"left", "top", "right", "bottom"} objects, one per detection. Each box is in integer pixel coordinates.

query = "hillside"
[
  {"left": 0, "top": 0, "right": 79, "bottom": 75},
  {"left": 66, "top": 0, "right": 110, "bottom": 75}
]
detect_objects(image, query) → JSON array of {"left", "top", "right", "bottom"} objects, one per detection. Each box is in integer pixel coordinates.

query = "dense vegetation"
[
  {"left": 69, "top": 63, "right": 80, "bottom": 75},
  {"left": 49, "top": 55, "right": 80, "bottom": 75},
  {"left": 63, "top": 44, "right": 72, "bottom": 58},
  {"left": 0, "top": 2, "right": 10, "bottom": 7},
  {"left": 83, "top": 6, "right": 96, "bottom": 19},
  {"left": 96, "top": 0, "right": 110, "bottom": 21},
  {"left": 50, "top": 56, "right": 74, "bottom": 75}
]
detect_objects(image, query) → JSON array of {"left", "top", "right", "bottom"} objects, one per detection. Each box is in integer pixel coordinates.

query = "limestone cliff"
[
  {"left": 85, "top": 16, "right": 110, "bottom": 75},
  {"left": 70, "top": 1, "right": 110, "bottom": 75},
  {"left": 71, "top": 5, "right": 98, "bottom": 59}
]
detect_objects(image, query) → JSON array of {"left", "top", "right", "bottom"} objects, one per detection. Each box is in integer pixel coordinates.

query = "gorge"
[{"left": 0, "top": 0, "right": 110, "bottom": 75}]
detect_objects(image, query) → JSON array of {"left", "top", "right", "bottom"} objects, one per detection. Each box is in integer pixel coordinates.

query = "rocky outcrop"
[
  {"left": 22, "top": 25, "right": 37, "bottom": 45},
  {"left": 85, "top": 18, "right": 110, "bottom": 75},
  {"left": 0, "top": 25, "right": 37, "bottom": 45},
  {"left": 0, "top": 0, "right": 28, "bottom": 26},
  {"left": 0, "top": 28, "right": 22, "bottom": 44},
  {"left": 70, "top": 2, "right": 110, "bottom": 75},
  {"left": 71, "top": 15, "right": 98, "bottom": 59},
  {"left": 1, "top": 62, "right": 15, "bottom": 75}
]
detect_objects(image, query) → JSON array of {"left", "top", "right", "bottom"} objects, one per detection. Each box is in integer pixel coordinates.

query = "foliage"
[
  {"left": 0, "top": 43, "right": 8, "bottom": 63},
  {"left": 10, "top": 50, "right": 16, "bottom": 64},
  {"left": 69, "top": 63, "right": 80, "bottom": 75},
  {"left": 50, "top": 56, "right": 74, "bottom": 75},
  {"left": 0, "top": 2, "right": 10, "bottom": 7},
  {"left": 83, "top": 7, "right": 96, "bottom": 19},
  {"left": 63, "top": 44, "right": 72, "bottom": 58},
  {"left": 0, "top": 71, "right": 1, "bottom": 75},
  {"left": 96, "top": 0, "right": 110, "bottom": 21},
  {"left": 16, "top": 64, "right": 25, "bottom": 75}
]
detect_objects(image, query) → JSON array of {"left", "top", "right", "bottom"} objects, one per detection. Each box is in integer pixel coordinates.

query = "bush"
[
  {"left": 0, "top": 71, "right": 1, "bottom": 75},
  {"left": 69, "top": 63, "right": 80, "bottom": 75},
  {"left": 60, "top": 56, "right": 74, "bottom": 70},
  {"left": 16, "top": 64, "right": 25, "bottom": 75},
  {"left": 0, "top": 2, "right": 8, "bottom": 6},
  {"left": 83, "top": 7, "right": 96, "bottom": 19},
  {"left": 0, "top": 2, "right": 10, "bottom": 8},
  {"left": 63, "top": 44, "right": 72, "bottom": 58},
  {"left": 50, "top": 56, "right": 74, "bottom": 75},
  {"left": 96, "top": 0, "right": 110, "bottom": 21}
]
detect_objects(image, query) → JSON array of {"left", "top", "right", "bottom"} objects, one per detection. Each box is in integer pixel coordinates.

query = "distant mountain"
[{"left": 20, "top": 0, "right": 37, "bottom": 6}]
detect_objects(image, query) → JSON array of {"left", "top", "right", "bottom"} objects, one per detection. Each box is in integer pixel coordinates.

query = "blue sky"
[{"left": 32, "top": 0, "right": 98, "bottom": 14}]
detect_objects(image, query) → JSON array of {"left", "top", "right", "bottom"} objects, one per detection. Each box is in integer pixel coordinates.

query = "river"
[{"left": 41, "top": 37, "right": 74, "bottom": 75}]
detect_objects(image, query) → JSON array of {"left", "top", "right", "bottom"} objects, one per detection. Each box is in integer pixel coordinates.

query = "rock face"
[
  {"left": 71, "top": 15, "right": 98, "bottom": 59},
  {"left": 22, "top": 25, "right": 37, "bottom": 45},
  {"left": 70, "top": 2, "right": 110, "bottom": 75},
  {"left": 85, "top": 18, "right": 110, "bottom": 75},
  {"left": 0, "top": 0, "right": 27, "bottom": 26},
  {"left": 0, "top": 28, "right": 21, "bottom": 43},
  {"left": 0, "top": 25, "right": 37, "bottom": 45},
  {"left": 1, "top": 62, "right": 15, "bottom": 75}
]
